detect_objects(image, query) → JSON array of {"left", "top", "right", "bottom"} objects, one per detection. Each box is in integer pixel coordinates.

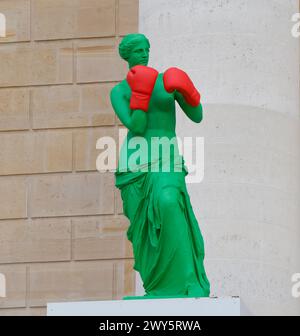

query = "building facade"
[{"left": 0, "top": 0, "right": 299, "bottom": 316}]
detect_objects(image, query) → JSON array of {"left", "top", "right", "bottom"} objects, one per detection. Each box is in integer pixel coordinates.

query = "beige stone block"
[
  {"left": 0, "top": 131, "right": 72, "bottom": 175},
  {"left": 28, "top": 307, "right": 47, "bottom": 316},
  {"left": 115, "top": 114, "right": 124, "bottom": 125},
  {"left": 113, "top": 259, "right": 135, "bottom": 299},
  {"left": 29, "top": 173, "right": 114, "bottom": 218},
  {"left": 116, "top": 188, "right": 124, "bottom": 215},
  {"left": 0, "top": 42, "right": 73, "bottom": 87},
  {"left": 72, "top": 215, "right": 133, "bottom": 260},
  {"left": 32, "top": 0, "right": 115, "bottom": 41},
  {"left": 76, "top": 38, "right": 127, "bottom": 83},
  {"left": 0, "top": 307, "right": 46, "bottom": 316},
  {"left": 118, "top": 0, "right": 139, "bottom": 35},
  {"left": 32, "top": 84, "right": 115, "bottom": 129},
  {"left": 29, "top": 261, "right": 114, "bottom": 306},
  {"left": 79, "top": 83, "right": 116, "bottom": 126},
  {"left": 74, "top": 127, "right": 117, "bottom": 172},
  {"left": 0, "top": 177, "right": 27, "bottom": 219},
  {"left": 0, "top": 88, "right": 30, "bottom": 131},
  {"left": 0, "top": 0, "right": 30, "bottom": 43},
  {"left": 0, "top": 265, "right": 26, "bottom": 308},
  {"left": 0, "top": 218, "right": 71, "bottom": 264}
]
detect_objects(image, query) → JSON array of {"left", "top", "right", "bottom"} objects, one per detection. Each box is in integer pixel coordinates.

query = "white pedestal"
[{"left": 47, "top": 297, "right": 244, "bottom": 316}]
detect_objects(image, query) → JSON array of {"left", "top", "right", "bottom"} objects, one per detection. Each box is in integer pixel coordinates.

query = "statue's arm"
[
  {"left": 174, "top": 90, "right": 203, "bottom": 123},
  {"left": 110, "top": 86, "right": 147, "bottom": 135}
]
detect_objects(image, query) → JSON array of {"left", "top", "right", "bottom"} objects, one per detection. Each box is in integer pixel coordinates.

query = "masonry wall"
[{"left": 0, "top": 0, "right": 137, "bottom": 316}]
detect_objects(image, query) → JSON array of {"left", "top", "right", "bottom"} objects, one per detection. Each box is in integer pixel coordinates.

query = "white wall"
[{"left": 138, "top": 0, "right": 300, "bottom": 315}]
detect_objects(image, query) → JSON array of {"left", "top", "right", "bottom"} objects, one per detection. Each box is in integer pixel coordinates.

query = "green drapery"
[{"left": 115, "top": 128, "right": 210, "bottom": 300}]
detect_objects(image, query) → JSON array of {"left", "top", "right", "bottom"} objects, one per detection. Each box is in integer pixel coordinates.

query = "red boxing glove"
[
  {"left": 126, "top": 65, "right": 159, "bottom": 112},
  {"left": 163, "top": 67, "right": 200, "bottom": 106}
]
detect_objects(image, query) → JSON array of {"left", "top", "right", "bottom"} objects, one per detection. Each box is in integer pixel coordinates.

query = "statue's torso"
[
  {"left": 118, "top": 73, "right": 177, "bottom": 138},
  {"left": 116, "top": 73, "right": 182, "bottom": 172}
]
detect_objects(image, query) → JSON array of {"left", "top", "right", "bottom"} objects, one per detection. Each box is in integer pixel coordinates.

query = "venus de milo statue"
[{"left": 110, "top": 33, "right": 210, "bottom": 299}]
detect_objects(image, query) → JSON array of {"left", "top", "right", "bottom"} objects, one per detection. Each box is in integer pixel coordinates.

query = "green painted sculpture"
[{"left": 110, "top": 33, "right": 210, "bottom": 300}]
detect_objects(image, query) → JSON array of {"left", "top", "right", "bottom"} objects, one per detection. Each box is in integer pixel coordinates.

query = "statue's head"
[{"left": 119, "top": 33, "right": 150, "bottom": 69}]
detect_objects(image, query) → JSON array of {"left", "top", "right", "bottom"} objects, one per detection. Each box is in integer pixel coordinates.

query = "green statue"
[{"left": 110, "top": 33, "right": 210, "bottom": 300}]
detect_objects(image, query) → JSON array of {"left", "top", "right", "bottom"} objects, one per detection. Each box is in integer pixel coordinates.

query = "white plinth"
[{"left": 47, "top": 297, "right": 244, "bottom": 316}]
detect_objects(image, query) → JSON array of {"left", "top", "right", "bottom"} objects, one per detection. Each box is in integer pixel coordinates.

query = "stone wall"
[{"left": 0, "top": 0, "right": 138, "bottom": 316}]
